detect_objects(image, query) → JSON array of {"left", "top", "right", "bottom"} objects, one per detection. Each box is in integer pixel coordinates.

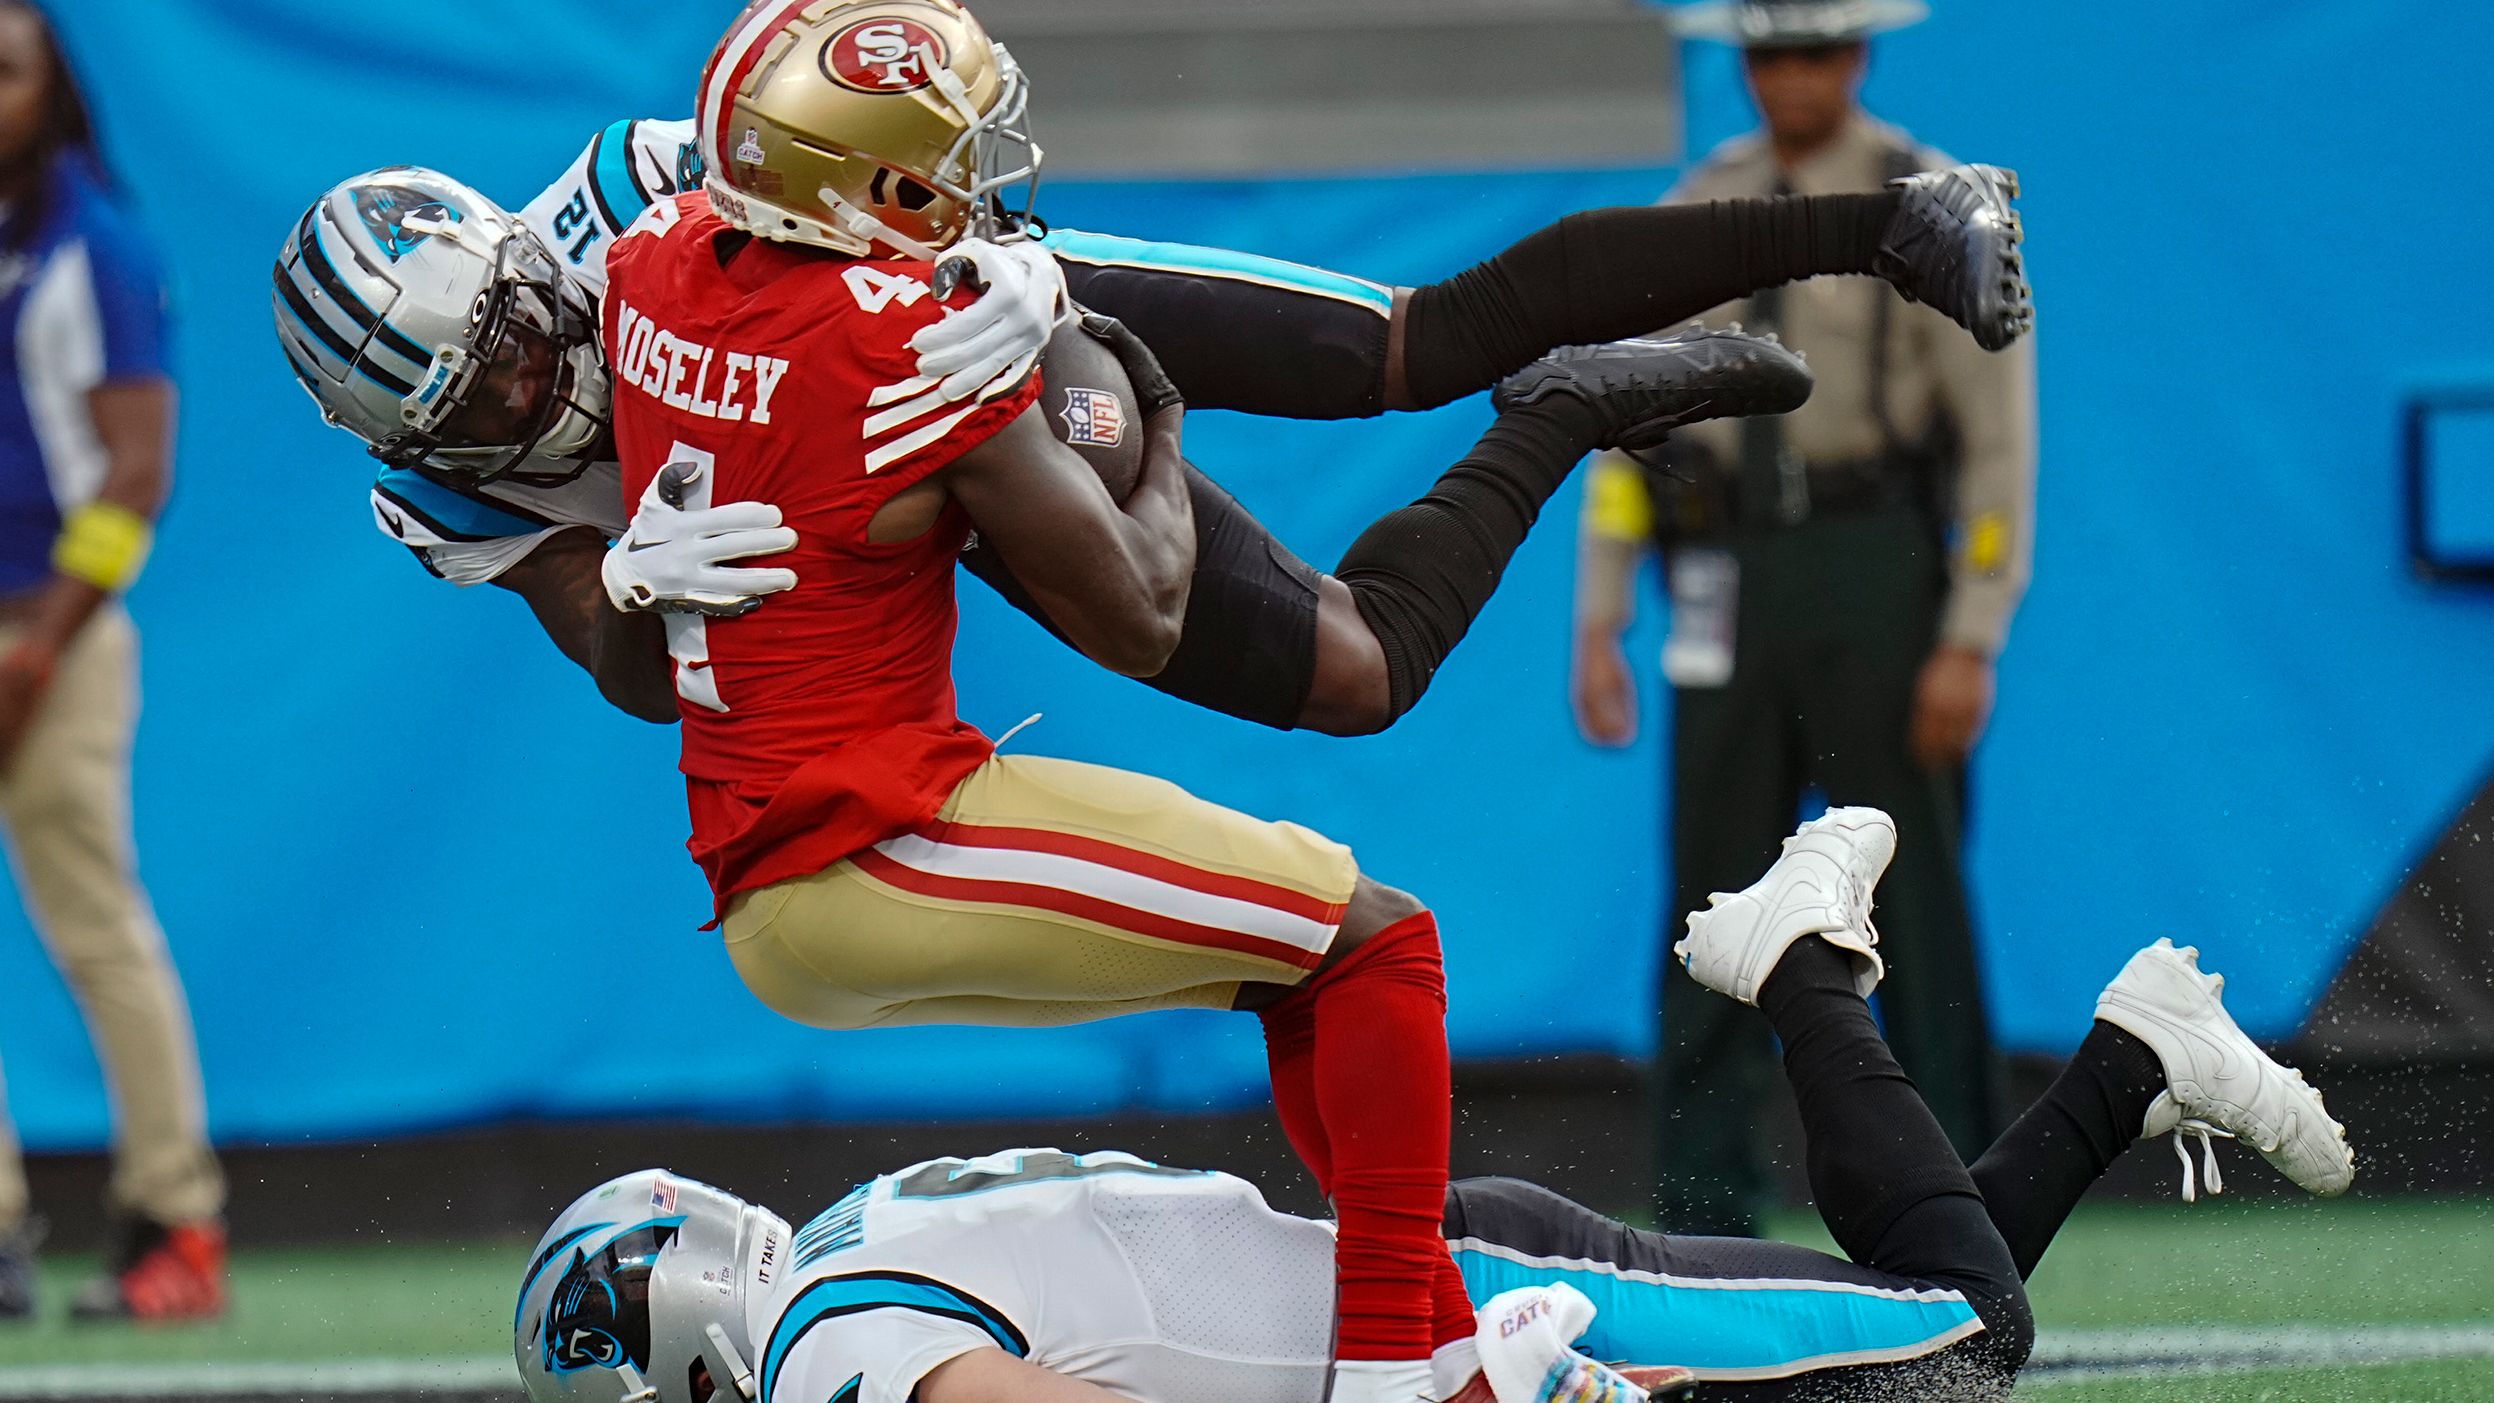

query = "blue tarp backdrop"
[{"left": 4, "top": 2, "right": 2491, "bottom": 1149}]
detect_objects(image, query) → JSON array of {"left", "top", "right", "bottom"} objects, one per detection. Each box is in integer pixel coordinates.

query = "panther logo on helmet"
[
  {"left": 351, "top": 183, "right": 461, "bottom": 264},
  {"left": 539, "top": 1223, "right": 679, "bottom": 1375},
  {"left": 822, "top": 18, "right": 947, "bottom": 93}
]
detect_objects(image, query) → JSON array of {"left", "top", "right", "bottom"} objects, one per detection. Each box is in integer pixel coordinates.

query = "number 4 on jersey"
[
  {"left": 843, "top": 265, "right": 929, "bottom": 314},
  {"left": 658, "top": 442, "right": 729, "bottom": 714}
]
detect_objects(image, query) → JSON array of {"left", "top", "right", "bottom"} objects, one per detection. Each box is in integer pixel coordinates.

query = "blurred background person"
[
  {"left": 1571, "top": 0, "right": 2038, "bottom": 1235},
  {"left": 0, "top": 0, "right": 223, "bottom": 1322}
]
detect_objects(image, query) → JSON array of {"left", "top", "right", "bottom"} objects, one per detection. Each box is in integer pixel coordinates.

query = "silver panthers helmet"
[
  {"left": 274, "top": 167, "right": 609, "bottom": 482},
  {"left": 515, "top": 1170, "right": 791, "bottom": 1403}
]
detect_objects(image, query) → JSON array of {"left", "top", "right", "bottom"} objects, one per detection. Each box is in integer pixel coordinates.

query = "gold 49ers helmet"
[{"left": 696, "top": 0, "right": 1040, "bottom": 257}]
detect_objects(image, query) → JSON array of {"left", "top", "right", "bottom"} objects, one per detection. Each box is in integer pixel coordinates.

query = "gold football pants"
[
  {"left": 0, "top": 607, "right": 222, "bottom": 1230},
  {"left": 725, "top": 753, "right": 1360, "bottom": 1030}
]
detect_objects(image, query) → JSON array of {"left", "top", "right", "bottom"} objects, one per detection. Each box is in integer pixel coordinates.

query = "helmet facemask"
[
  {"left": 813, "top": 41, "right": 1042, "bottom": 258},
  {"left": 376, "top": 220, "right": 609, "bottom": 484}
]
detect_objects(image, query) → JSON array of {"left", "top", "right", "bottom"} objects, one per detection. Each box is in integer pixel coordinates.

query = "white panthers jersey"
[
  {"left": 367, "top": 120, "right": 695, "bottom": 585},
  {"left": 752, "top": 1149, "right": 1338, "bottom": 1403}
]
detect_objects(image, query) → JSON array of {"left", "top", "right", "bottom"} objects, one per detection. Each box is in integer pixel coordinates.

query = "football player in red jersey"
[
  {"left": 278, "top": 124, "right": 2023, "bottom": 738},
  {"left": 594, "top": 6, "right": 1820, "bottom": 1402}
]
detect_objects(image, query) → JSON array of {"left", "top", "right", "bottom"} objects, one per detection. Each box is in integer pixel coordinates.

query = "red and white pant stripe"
[{"left": 852, "top": 817, "right": 1346, "bottom": 972}]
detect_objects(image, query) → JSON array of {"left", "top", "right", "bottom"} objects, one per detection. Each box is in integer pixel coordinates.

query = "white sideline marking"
[
  {"left": 0, "top": 1357, "right": 511, "bottom": 1398},
  {"left": 2025, "top": 1322, "right": 2494, "bottom": 1380},
  {"left": 3, "top": 1326, "right": 2492, "bottom": 1397}
]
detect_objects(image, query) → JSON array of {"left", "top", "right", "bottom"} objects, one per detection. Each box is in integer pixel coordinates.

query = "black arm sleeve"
[{"left": 1060, "top": 260, "right": 1392, "bottom": 420}]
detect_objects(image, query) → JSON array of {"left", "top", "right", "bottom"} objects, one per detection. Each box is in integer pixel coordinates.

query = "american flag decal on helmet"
[{"left": 1060, "top": 388, "right": 1124, "bottom": 449}]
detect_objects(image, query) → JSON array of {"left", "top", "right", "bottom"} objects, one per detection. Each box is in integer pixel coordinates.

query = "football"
[{"left": 1037, "top": 316, "right": 1147, "bottom": 502}]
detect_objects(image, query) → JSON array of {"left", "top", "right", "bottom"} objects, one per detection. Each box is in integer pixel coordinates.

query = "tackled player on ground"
[{"left": 513, "top": 812, "right": 2352, "bottom": 1403}]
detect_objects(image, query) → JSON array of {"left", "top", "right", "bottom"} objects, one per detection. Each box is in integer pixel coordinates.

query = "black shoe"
[
  {"left": 1492, "top": 328, "right": 1814, "bottom": 451},
  {"left": 1875, "top": 163, "right": 2033, "bottom": 351},
  {"left": 0, "top": 1217, "right": 43, "bottom": 1322}
]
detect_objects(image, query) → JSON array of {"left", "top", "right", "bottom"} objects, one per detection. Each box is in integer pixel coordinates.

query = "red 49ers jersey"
[{"left": 603, "top": 193, "right": 1041, "bottom": 904}]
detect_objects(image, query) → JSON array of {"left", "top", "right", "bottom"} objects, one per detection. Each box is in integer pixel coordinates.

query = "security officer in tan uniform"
[{"left": 1571, "top": 0, "right": 2038, "bottom": 1234}]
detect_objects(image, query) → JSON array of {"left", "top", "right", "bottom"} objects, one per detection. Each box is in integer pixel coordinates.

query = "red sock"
[
  {"left": 1309, "top": 911, "right": 1452, "bottom": 1363},
  {"left": 1269, "top": 980, "right": 1469, "bottom": 1347},
  {"left": 1432, "top": 1247, "right": 1477, "bottom": 1350},
  {"left": 1259, "top": 988, "right": 1331, "bottom": 1194}
]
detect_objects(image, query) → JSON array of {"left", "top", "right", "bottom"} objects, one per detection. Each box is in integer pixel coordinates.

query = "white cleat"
[
  {"left": 1673, "top": 807, "right": 1895, "bottom": 1004},
  {"left": 2094, "top": 939, "right": 2355, "bottom": 1202}
]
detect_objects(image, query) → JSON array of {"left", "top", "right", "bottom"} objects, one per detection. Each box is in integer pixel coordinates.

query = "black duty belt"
[{"left": 1717, "top": 453, "right": 1922, "bottom": 532}]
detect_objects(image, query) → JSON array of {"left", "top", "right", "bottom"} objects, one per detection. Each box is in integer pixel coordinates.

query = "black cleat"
[
  {"left": 1494, "top": 328, "right": 1814, "bottom": 451},
  {"left": 0, "top": 1217, "right": 41, "bottom": 1322},
  {"left": 1875, "top": 163, "right": 2033, "bottom": 351}
]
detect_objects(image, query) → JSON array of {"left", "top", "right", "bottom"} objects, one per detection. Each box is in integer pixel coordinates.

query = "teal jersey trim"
[
  {"left": 593, "top": 119, "right": 654, "bottom": 228},
  {"left": 759, "top": 1272, "right": 1028, "bottom": 1402},
  {"left": 1450, "top": 1242, "right": 1984, "bottom": 1380},
  {"left": 1041, "top": 228, "right": 1395, "bottom": 316},
  {"left": 374, "top": 466, "right": 553, "bottom": 542}
]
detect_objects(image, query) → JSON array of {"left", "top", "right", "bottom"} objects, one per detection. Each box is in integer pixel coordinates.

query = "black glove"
[{"left": 1077, "top": 309, "right": 1184, "bottom": 419}]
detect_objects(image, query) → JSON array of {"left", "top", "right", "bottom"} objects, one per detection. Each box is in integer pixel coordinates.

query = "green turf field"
[
  {"left": 1, "top": 1196, "right": 2488, "bottom": 1399},
  {"left": 2023, "top": 1359, "right": 2494, "bottom": 1401}
]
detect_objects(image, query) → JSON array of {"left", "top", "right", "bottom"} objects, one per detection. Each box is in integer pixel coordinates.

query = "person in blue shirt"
[{"left": 0, "top": 0, "right": 224, "bottom": 1323}]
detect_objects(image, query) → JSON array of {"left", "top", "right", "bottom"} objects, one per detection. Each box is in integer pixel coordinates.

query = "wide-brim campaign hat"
[{"left": 1675, "top": 0, "right": 1930, "bottom": 47}]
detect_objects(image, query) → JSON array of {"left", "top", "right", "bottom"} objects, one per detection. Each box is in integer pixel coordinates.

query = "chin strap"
[
  {"left": 706, "top": 1322, "right": 760, "bottom": 1400},
  {"left": 612, "top": 1362, "right": 660, "bottom": 1403}
]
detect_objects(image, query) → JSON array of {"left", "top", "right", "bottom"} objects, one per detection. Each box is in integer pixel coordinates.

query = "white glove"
[
  {"left": 602, "top": 462, "right": 798, "bottom": 617},
  {"left": 910, "top": 237, "right": 1068, "bottom": 401},
  {"left": 1474, "top": 1286, "right": 1645, "bottom": 1403}
]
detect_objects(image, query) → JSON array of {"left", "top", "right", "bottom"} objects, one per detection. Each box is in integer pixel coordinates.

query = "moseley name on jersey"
[{"left": 611, "top": 298, "right": 792, "bottom": 424}]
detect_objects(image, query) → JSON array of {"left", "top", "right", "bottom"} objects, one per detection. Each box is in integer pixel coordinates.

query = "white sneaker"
[
  {"left": 2094, "top": 939, "right": 2355, "bottom": 1202},
  {"left": 1673, "top": 807, "right": 1894, "bottom": 1004}
]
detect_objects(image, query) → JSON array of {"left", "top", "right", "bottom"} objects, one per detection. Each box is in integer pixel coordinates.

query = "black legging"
[
  {"left": 1442, "top": 939, "right": 2169, "bottom": 1401},
  {"left": 1062, "top": 193, "right": 1900, "bottom": 420}
]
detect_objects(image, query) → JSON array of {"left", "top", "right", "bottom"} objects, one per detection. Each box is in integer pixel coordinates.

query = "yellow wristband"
[
  {"left": 1584, "top": 454, "right": 1656, "bottom": 543},
  {"left": 52, "top": 501, "right": 153, "bottom": 593}
]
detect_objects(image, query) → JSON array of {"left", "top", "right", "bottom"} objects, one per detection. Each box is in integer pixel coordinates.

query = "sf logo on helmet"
[{"left": 823, "top": 18, "right": 948, "bottom": 93}]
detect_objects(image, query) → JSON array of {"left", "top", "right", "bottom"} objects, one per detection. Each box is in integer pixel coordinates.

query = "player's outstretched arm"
[
  {"left": 942, "top": 403, "right": 1194, "bottom": 678},
  {"left": 488, "top": 528, "right": 677, "bottom": 723},
  {"left": 916, "top": 1348, "right": 1140, "bottom": 1403}
]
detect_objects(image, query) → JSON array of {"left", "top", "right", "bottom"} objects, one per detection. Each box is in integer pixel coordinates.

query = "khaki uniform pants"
[
  {"left": 726, "top": 754, "right": 1360, "bottom": 1031},
  {"left": 0, "top": 607, "right": 222, "bottom": 1229}
]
